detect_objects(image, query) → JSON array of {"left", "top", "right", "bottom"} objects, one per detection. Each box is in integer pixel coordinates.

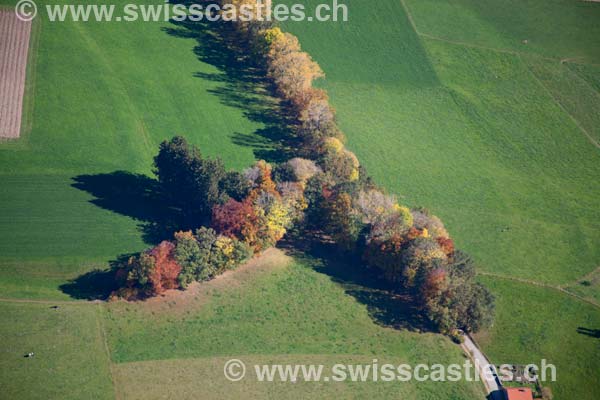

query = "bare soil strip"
[{"left": 0, "top": 10, "right": 31, "bottom": 139}]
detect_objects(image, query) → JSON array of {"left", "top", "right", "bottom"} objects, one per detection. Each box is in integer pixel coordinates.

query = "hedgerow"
[{"left": 113, "top": 2, "right": 494, "bottom": 334}]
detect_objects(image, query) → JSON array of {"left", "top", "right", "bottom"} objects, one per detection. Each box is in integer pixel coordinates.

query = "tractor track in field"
[
  {"left": 399, "top": 0, "right": 600, "bottom": 151},
  {"left": 522, "top": 56, "right": 600, "bottom": 149},
  {"left": 477, "top": 271, "right": 600, "bottom": 310}
]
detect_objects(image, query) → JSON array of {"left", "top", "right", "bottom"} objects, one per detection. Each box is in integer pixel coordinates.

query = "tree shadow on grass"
[
  {"left": 59, "top": 268, "right": 117, "bottom": 300},
  {"left": 577, "top": 327, "right": 600, "bottom": 339},
  {"left": 162, "top": 3, "right": 297, "bottom": 163},
  {"left": 71, "top": 171, "right": 183, "bottom": 245},
  {"left": 65, "top": 171, "right": 180, "bottom": 299},
  {"left": 59, "top": 254, "right": 133, "bottom": 300},
  {"left": 281, "top": 234, "right": 434, "bottom": 333}
]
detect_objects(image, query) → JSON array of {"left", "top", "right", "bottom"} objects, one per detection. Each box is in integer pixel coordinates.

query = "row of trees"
[
  {"left": 114, "top": 3, "right": 494, "bottom": 334},
  {"left": 217, "top": 1, "right": 494, "bottom": 334}
]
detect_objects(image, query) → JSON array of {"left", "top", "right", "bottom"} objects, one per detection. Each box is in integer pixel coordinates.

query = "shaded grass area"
[
  {"left": 104, "top": 257, "right": 485, "bottom": 398},
  {"left": 0, "top": 302, "right": 114, "bottom": 399},
  {"left": 0, "top": 174, "right": 145, "bottom": 300},
  {"left": 474, "top": 277, "right": 600, "bottom": 400},
  {"left": 282, "top": 0, "right": 600, "bottom": 284}
]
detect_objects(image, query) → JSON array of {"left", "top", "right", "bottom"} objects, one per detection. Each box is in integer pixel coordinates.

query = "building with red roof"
[{"left": 503, "top": 387, "right": 534, "bottom": 400}]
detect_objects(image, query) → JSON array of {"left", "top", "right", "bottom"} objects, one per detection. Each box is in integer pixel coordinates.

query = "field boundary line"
[
  {"left": 478, "top": 271, "right": 600, "bottom": 309},
  {"left": 96, "top": 303, "right": 121, "bottom": 400},
  {"left": 561, "top": 265, "right": 600, "bottom": 288},
  {"left": 564, "top": 62, "right": 600, "bottom": 98},
  {"left": 522, "top": 56, "right": 600, "bottom": 149},
  {"left": 398, "top": 0, "right": 551, "bottom": 61},
  {"left": 399, "top": 0, "right": 419, "bottom": 35},
  {"left": 0, "top": 297, "right": 98, "bottom": 305},
  {"left": 399, "top": 0, "right": 600, "bottom": 67}
]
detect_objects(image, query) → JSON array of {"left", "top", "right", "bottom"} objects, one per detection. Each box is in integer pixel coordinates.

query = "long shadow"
[
  {"left": 281, "top": 234, "right": 434, "bottom": 332},
  {"left": 162, "top": 2, "right": 297, "bottom": 162},
  {"left": 487, "top": 390, "right": 506, "bottom": 400},
  {"left": 59, "top": 254, "right": 134, "bottom": 300},
  {"left": 59, "top": 270, "right": 116, "bottom": 300},
  {"left": 577, "top": 327, "right": 600, "bottom": 339},
  {"left": 71, "top": 171, "right": 182, "bottom": 244},
  {"left": 63, "top": 172, "right": 184, "bottom": 299}
]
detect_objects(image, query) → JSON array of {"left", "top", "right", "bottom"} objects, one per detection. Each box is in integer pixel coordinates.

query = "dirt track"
[{"left": 0, "top": 10, "right": 31, "bottom": 139}]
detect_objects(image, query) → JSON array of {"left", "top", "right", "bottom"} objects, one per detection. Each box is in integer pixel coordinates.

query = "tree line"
[{"left": 113, "top": 1, "right": 495, "bottom": 335}]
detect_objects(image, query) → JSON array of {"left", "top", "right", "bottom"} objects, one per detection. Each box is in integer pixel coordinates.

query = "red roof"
[{"left": 504, "top": 387, "right": 534, "bottom": 400}]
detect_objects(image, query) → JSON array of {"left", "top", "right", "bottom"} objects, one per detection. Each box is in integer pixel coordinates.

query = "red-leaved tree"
[
  {"left": 212, "top": 198, "right": 259, "bottom": 245},
  {"left": 148, "top": 241, "right": 181, "bottom": 294}
]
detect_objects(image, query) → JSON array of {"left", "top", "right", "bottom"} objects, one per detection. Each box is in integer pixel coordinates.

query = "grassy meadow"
[
  {"left": 0, "top": 0, "right": 270, "bottom": 299},
  {"left": 104, "top": 254, "right": 484, "bottom": 399},
  {"left": 0, "top": 0, "right": 484, "bottom": 398},
  {"left": 474, "top": 277, "right": 600, "bottom": 400},
  {"left": 0, "top": 302, "right": 114, "bottom": 399},
  {"left": 281, "top": 0, "right": 600, "bottom": 397},
  {"left": 0, "top": 0, "right": 598, "bottom": 398}
]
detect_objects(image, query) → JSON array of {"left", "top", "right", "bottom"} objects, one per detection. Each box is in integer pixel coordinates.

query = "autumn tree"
[
  {"left": 421, "top": 251, "right": 495, "bottom": 333},
  {"left": 298, "top": 89, "right": 342, "bottom": 151},
  {"left": 120, "top": 241, "right": 182, "bottom": 298},
  {"left": 123, "top": 252, "right": 156, "bottom": 297},
  {"left": 265, "top": 29, "right": 324, "bottom": 109},
  {"left": 322, "top": 190, "right": 364, "bottom": 251},
  {"left": 212, "top": 197, "right": 259, "bottom": 245},
  {"left": 400, "top": 237, "right": 447, "bottom": 286},
  {"left": 220, "top": 170, "right": 251, "bottom": 201},
  {"left": 174, "top": 230, "right": 209, "bottom": 287},
  {"left": 302, "top": 172, "right": 333, "bottom": 228},
  {"left": 284, "top": 157, "right": 321, "bottom": 183},
  {"left": 320, "top": 138, "right": 360, "bottom": 183},
  {"left": 411, "top": 209, "right": 449, "bottom": 239},
  {"left": 148, "top": 241, "right": 181, "bottom": 293}
]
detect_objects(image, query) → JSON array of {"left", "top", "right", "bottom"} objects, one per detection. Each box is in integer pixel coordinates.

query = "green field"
[
  {"left": 1, "top": 0, "right": 599, "bottom": 398},
  {"left": 0, "top": 0, "right": 269, "bottom": 299},
  {"left": 280, "top": 0, "right": 600, "bottom": 398},
  {"left": 0, "top": 0, "right": 484, "bottom": 398},
  {"left": 0, "top": 302, "right": 114, "bottom": 399},
  {"left": 104, "top": 253, "right": 484, "bottom": 398},
  {"left": 474, "top": 277, "right": 600, "bottom": 400}
]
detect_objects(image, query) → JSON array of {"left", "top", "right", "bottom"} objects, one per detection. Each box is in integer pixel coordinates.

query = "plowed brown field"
[{"left": 0, "top": 10, "right": 31, "bottom": 139}]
